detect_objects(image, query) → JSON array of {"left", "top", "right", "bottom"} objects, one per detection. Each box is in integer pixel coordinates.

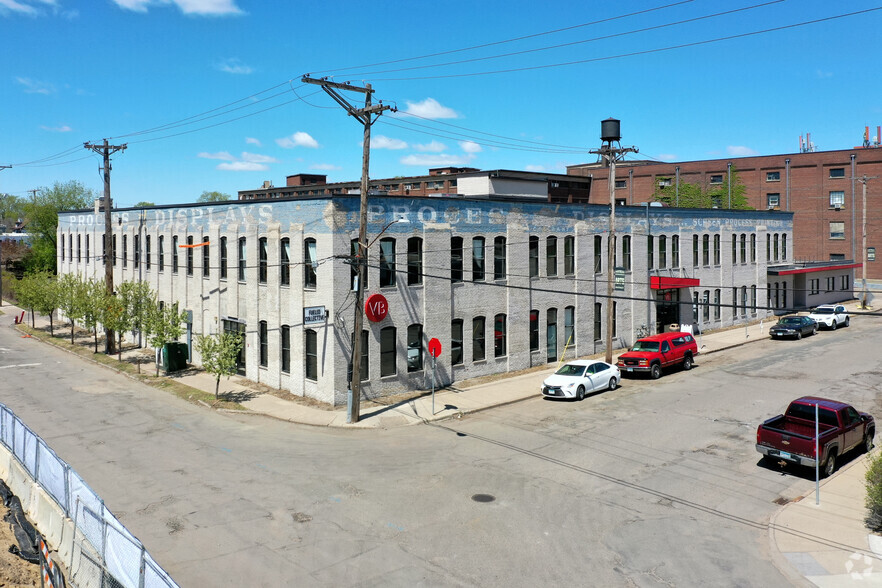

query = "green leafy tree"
[
  {"left": 56, "top": 273, "right": 87, "bottom": 344},
  {"left": 195, "top": 332, "right": 244, "bottom": 398},
  {"left": 29, "top": 271, "right": 60, "bottom": 336},
  {"left": 145, "top": 302, "right": 189, "bottom": 375},
  {"left": 12, "top": 272, "right": 39, "bottom": 327},
  {"left": 100, "top": 292, "right": 130, "bottom": 361},
  {"left": 80, "top": 279, "right": 108, "bottom": 353},
  {"left": 22, "top": 181, "right": 94, "bottom": 273},
  {"left": 133, "top": 201, "right": 155, "bottom": 207},
  {"left": 866, "top": 449, "right": 882, "bottom": 531},
  {"left": 653, "top": 167, "right": 752, "bottom": 210},
  {"left": 0, "top": 193, "right": 25, "bottom": 224},
  {"left": 197, "top": 191, "right": 231, "bottom": 203},
  {"left": 117, "top": 281, "right": 154, "bottom": 346}
]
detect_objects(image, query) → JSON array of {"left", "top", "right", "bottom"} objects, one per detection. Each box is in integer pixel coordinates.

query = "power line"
[
  {"left": 361, "top": 8, "right": 882, "bottom": 81},
  {"left": 330, "top": 1, "right": 786, "bottom": 78}
]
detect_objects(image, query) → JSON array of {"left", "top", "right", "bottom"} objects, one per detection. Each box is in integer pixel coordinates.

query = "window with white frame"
[
  {"left": 829, "top": 222, "right": 845, "bottom": 239},
  {"left": 830, "top": 191, "right": 845, "bottom": 208}
]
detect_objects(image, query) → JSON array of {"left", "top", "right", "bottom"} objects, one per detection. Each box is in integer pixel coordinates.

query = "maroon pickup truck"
[{"left": 755, "top": 397, "right": 875, "bottom": 477}]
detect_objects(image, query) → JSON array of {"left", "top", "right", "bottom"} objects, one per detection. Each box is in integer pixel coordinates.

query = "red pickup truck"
[
  {"left": 616, "top": 331, "right": 698, "bottom": 379},
  {"left": 755, "top": 397, "right": 875, "bottom": 477}
]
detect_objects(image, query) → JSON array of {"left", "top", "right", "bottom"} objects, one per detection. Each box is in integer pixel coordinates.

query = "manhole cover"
[{"left": 471, "top": 494, "right": 496, "bottom": 503}]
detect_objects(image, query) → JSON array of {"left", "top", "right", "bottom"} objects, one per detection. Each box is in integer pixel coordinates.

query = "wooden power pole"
[
  {"left": 302, "top": 76, "right": 394, "bottom": 423},
  {"left": 84, "top": 139, "right": 127, "bottom": 354}
]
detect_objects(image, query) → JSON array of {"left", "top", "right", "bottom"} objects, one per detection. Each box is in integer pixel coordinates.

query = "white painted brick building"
[{"left": 58, "top": 195, "right": 801, "bottom": 406}]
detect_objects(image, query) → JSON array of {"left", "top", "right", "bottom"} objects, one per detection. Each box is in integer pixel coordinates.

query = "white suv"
[{"left": 807, "top": 304, "right": 849, "bottom": 330}]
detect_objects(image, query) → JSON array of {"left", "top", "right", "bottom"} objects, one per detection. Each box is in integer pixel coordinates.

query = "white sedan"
[
  {"left": 807, "top": 304, "right": 849, "bottom": 330},
  {"left": 541, "top": 360, "right": 620, "bottom": 401}
]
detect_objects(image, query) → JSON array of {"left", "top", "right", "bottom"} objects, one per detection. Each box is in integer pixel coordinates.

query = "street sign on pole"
[{"left": 614, "top": 267, "right": 625, "bottom": 291}]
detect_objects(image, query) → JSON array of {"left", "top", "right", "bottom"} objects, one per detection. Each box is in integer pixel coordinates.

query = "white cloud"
[
  {"left": 414, "top": 140, "right": 447, "bottom": 152},
  {"left": 216, "top": 57, "right": 252, "bottom": 75},
  {"left": 241, "top": 151, "right": 278, "bottom": 163},
  {"left": 197, "top": 151, "right": 235, "bottom": 161},
  {"left": 657, "top": 153, "right": 678, "bottom": 162},
  {"left": 0, "top": 0, "right": 58, "bottom": 15},
  {"left": 371, "top": 135, "right": 408, "bottom": 150},
  {"left": 245, "top": 137, "right": 261, "bottom": 146},
  {"left": 111, "top": 0, "right": 243, "bottom": 15},
  {"left": 816, "top": 69, "right": 833, "bottom": 79},
  {"left": 524, "top": 164, "right": 545, "bottom": 172},
  {"left": 404, "top": 98, "right": 459, "bottom": 119},
  {"left": 459, "top": 140, "right": 482, "bottom": 154},
  {"left": 727, "top": 145, "right": 759, "bottom": 157},
  {"left": 276, "top": 131, "right": 319, "bottom": 149},
  {"left": 217, "top": 161, "right": 268, "bottom": 171},
  {"left": 310, "top": 163, "right": 341, "bottom": 171},
  {"left": 39, "top": 124, "right": 72, "bottom": 132},
  {"left": 16, "top": 77, "right": 54, "bottom": 94},
  {"left": 400, "top": 153, "right": 475, "bottom": 167}
]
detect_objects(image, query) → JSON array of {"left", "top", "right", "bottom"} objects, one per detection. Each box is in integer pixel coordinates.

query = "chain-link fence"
[{"left": 0, "top": 403, "right": 177, "bottom": 588}]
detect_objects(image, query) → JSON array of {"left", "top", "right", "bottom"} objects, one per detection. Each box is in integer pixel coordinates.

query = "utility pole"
[
  {"left": 84, "top": 139, "right": 127, "bottom": 354},
  {"left": 590, "top": 119, "right": 637, "bottom": 364},
  {"left": 857, "top": 175, "right": 877, "bottom": 309},
  {"left": 0, "top": 165, "right": 9, "bottom": 306},
  {"left": 302, "top": 76, "right": 394, "bottom": 423}
]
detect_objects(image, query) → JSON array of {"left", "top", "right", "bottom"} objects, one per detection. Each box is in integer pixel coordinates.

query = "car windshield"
[
  {"left": 632, "top": 341, "right": 660, "bottom": 352},
  {"left": 780, "top": 317, "right": 802, "bottom": 325},
  {"left": 555, "top": 364, "right": 585, "bottom": 377},
  {"left": 811, "top": 308, "right": 833, "bottom": 314}
]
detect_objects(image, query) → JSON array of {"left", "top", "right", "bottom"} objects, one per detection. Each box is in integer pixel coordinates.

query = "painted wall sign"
[
  {"left": 303, "top": 306, "right": 326, "bottom": 326},
  {"left": 365, "top": 294, "right": 389, "bottom": 322}
]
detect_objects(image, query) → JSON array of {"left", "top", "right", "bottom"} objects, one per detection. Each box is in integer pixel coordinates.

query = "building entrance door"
[
  {"left": 655, "top": 289, "right": 680, "bottom": 333},
  {"left": 222, "top": 318, "right": 246, "bottom": 375}
]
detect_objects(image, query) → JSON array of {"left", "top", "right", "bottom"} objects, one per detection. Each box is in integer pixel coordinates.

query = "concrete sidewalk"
[{"left": 3, "top": 298, "right": 879, "bottom": 587}]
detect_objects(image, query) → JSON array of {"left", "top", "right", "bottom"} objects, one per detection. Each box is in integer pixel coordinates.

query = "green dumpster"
[{"left": 162, "top": 342, "right": 189, "bottom": 373}]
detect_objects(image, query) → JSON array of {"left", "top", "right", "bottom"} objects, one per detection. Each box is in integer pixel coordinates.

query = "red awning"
[{"left": 650, "top": 276, "right": 700, "bottom": 290}]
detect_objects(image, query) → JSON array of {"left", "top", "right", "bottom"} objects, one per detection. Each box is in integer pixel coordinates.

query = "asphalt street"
[{"left": 1, "top": 316, "right": 880, "bottom": 586}]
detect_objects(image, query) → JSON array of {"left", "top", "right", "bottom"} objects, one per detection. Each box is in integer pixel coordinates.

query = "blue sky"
[{"left": 2, "top": 0, "right": 882, "bottom": 207}]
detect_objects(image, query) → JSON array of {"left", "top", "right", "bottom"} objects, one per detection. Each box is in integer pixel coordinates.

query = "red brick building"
[{"left": 567, "top": 148, "right": 882, "bottom": 280}]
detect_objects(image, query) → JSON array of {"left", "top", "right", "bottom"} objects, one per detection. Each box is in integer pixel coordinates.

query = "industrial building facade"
[
  {"left": 56, "top": 191, "right": 816, "bottom": 406},
  {"left": 567, "top": 147, "right": 882, "bottom": 280}
]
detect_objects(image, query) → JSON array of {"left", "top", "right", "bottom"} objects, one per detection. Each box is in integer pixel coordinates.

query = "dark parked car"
[{"left": 769, "top": 315, "right": 817, "bottom": 340}]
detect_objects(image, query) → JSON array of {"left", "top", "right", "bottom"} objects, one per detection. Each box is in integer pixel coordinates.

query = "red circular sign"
[
  {"left": 428, "top": 337, "right": 442, "bottom": 358},
  {"left": 365, "top": 293, "right": 389, "bottom": 322}
]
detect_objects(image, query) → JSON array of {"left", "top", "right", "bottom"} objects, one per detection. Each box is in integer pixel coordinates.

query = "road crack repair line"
[
  {"left": 0, "top": 363, "right": 41, "bottom": 369},
  {"left": 433, "top": 422, "right": 879, "bottom": 559}
]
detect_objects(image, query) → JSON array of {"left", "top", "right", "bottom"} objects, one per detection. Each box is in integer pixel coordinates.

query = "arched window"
[
  {"left": 529, "top": 236, "right": 539, "bottom": 277},
  {"left": 658, "top": 235, "right": 667, "bottom": 268},
  {"left": 407, "top": 237, "right": 422, "bottom": 285},
  {"left": 494, "top": 314, "right": 507, "bottom": 358},
  {"left": 202, "top": 237, "right": 209, "bottom": 276},
  {"left": 564, "top": 306, "right": 575, "bottom": 346},
  {"left": 159, "top": 235, "right": 165, "bottom": 271},
  {"left": 407, "top": 324, "right": 423, "bottom": 372},
  {"left": 259, "top": 320, "right": 268, "bottom": 367},
  {"left": 186, "top": 236, "right": 194, "bottom": 275},
  {"left": 472, "top": 237, "right": 485, "bottom": 281},
  {"left": 379, "top": 237, "right": 395, "bottom": 287},
  {"left": 258, "top": 237, "right": 268, "bottom": 283},
  {"left": 380, "top": 326, "right": 396, "bottom": 376},
  {"left": 493, "top": 236, "right": 507, "bottom": 280},
  {"left": 740, "top": 234, "right": 747, "bottom": 264},
  {"left": 622, "top": 235, "right": 632, "bottom": 271},
  {"left": 451, "top": 320, "right": 463, "bottom": 365},
  {"left": 672, "top": 235, "right": 679, "bottom": 267},
  {"left": 280, "top": 238, "right": 290, "bottom": 286},
  {"left": 692, "top": 234, "right": 699, "bottom": 268},
  {"left": 304, "top": 238, "right": 317, "bottom": 288},
  {"left": 713, "top": 234, "right": 720, "bottom": 265},
  {"left": 237, "top": 237, "right": 246, "bottom": 281},
  {"left": 529, "top": 310, "right": 539, "bottom": 351},
  {"left": 750, "top": 234, "right": 756, "bottom": 262},
  {"left": 547, "top": 308, "right": 557, "bottom": 363},
  {"left": 451, "top": 237, "right": 463, "bottom": 283},
  {"left": 472, "top": 317, "right": 485, "bottom": 361},
  {"left": 563, "top": 236, "right": 575, "bottom": 275},
  {"left": 546, "top": 236, "right": 557, "bottom": 277},
  {"left": 280, "top": 325, "right": 290, "bottom": 373},
  {"left": 305, "top": 329, "right": 318, "bottom": 380},
  {"left": 219, "top": 236, "right": 226, "bottom": 279}
]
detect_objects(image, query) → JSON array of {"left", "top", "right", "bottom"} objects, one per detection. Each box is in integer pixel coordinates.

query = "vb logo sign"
[{"left": 365, "top": 294, "right": 389, "bottom": 322}]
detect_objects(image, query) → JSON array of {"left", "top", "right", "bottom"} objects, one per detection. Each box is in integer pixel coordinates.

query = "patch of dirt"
[{"left": 0, "top": 504, "right": 41, "bottom": 587}]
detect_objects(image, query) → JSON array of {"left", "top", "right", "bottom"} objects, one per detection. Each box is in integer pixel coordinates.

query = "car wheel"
[
  {"left": 608, "top": 377, "right": 617, "bottom": 391},
  {"left": 845, "top": 317, "right": 850, "bottom": 327},
  {"left": 812, "top": 326, "right": 817, "bottom": 336},
  {"left": 576, "top": 385, "right": 585, "bottom": 401},
  {"left": 682, "top": 354, "right": 693, "bottom": 371},
  {"left": 650, "top": 364, "right": 662, "bottom": 380},
  {"left": 823, "top": 451, "right": 837, "bottom": 478},
  {"left": 796, "top": 331, "right": 802, "bottom": 340},
  {"left": 866, "top": 430, "right": 875, "bottom": 453},
  {"left": 830, "top": 320, "right": 836, "bottom": 330}
]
